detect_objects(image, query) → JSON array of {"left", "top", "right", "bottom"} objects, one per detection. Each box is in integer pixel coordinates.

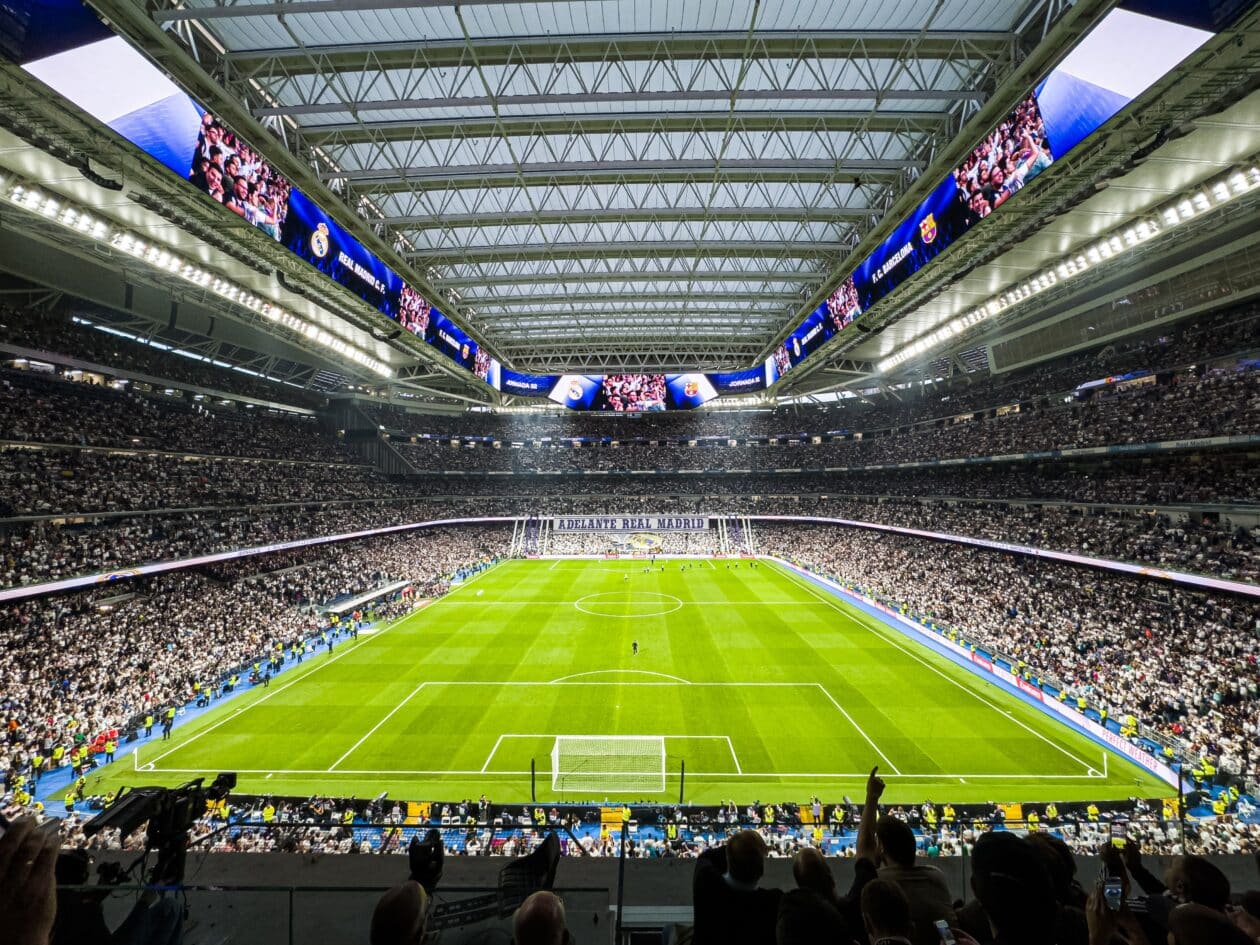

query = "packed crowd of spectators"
[
  {"left": 7, "top": 775, "right": 1260, "bottom": 945},
  {"left": 0, "top": 525, "right": 510, "bottom": 813},
  {"left": 370, "top": 297, "right": 1260, "bottom": 443},
  {"left": 0, "top": 302, "right": 322, "bottom": 407},
  {"left": 673, "top": 787, "right": 1260, "bottom": 945},
  {"left": 545, "top": 531, "right": 719, "bottom": 556},
  {"left": 4, "top": 460, "right": 1257, "bottom": 588},
  {"left": 0, "top": 498, "right": 524, "bottom": 588},
  {"left": 189, "top": 112, "right": 291, "bottom": 240},
  {"left": 756, "top": 525, "right": 1260, "bottom": 781},
  {"left": 954, "top": 92, "right": 1054, "bottom": 219},
  {"left": 819, "top": 499, "right": 1260, "bottom": 584},
  {"left": 0, "top": 445, "right": 397, "bottom": 516},
  {"left": 0, "top": 369, "right": 349, "bottom": 462},
  {"left": 33, "top": 797, "right": 1258, "bottom": 861},
  {"left": 388, "top": 366, "right": 1260, "bottom": 473},
  {"left": 7, "top": 448, "right": 1258, "bottom": 523},
  {"left": 2, "top": 270, "right": 1257, "bottom": 466}
]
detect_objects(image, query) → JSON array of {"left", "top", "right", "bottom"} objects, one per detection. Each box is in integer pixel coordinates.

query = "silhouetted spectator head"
[
  {"left": 1165, "top": 855, "right": 1230, "bottom": 911},
  {"left": 727, "top": 830, "right": 769, "bottom": 885},
  {"left": 370, "top": 880, "right": 428, "bottom": 945},
  {"left": 1168, "top": 903, "right": 1252, "bottom": 945},
  {"left": 970, "top": 832, "right": 1056, "bottom": 941},
  {"left": 875, "top": 815, "right": 918, "bottom": 868},
  {"left": 861, "top": 879, "right": 913, "bottom": 941},
  {"left": 791, "top": 846, "right": 835, "bottom": 898},
  {"left": 1024, "top": 832, "right": 1080, "bottom": 907},
  {"left": 513, "top": 890, "right": 569, "bottom": 945}
]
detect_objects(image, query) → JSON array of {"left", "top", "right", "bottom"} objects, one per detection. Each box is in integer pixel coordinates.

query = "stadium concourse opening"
[{"left": 99, "top": 558, "right": 1162, "bottom": 806}]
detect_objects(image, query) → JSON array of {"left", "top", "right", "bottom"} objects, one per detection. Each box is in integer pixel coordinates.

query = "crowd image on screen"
[
  {"left": 953, "top": 93, "right": 1054, "bottom": 222},
  {"left": 772, "top": 344, "right": 791, "bottom": 377},
  {"left": 187, "top": 112, "right": 291, "bottom": 240},
  {"left": 826, "top": 277, "right": 861, "bottom": 331},
  {"left": 398, "top": 285, "right": 432, "bottom": 337},
  {"left": 473, "top": 348, "right": 493, "bottom": 381},
  {"left": 599, "top": 374, "right": 667, "bottom": 412}
]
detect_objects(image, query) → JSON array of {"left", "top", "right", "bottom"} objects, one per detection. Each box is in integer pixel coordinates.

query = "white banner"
[{"left": 551, "top": 516, "right": 709, "bottom": 532}]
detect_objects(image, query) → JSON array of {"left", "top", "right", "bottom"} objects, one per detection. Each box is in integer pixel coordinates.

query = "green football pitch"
[{"left": 93, "top": 558, "right": 1170, "bottom": 805}]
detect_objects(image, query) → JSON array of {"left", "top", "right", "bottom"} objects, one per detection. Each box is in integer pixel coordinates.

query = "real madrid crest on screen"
[{"left": 310, "top": 222, "right": 331, "bottom": 258}]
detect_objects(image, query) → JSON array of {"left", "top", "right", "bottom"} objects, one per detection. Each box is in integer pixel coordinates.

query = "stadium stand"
[
  {"left": 1, "top": 526, "right": 509, "bottom": 803},
  {"left": 0, "top": 301, "right": 325, "bottom": 408},
  {"left": 5, "top": 2, "right": 1260, "bottom": 941}
]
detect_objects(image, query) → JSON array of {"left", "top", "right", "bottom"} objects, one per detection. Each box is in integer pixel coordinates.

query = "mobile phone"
[
  {"left": 1103, "top": 876, "right": 1123, "bottom": 911},
  {"left": 1110, "top": 820, "right": 1127, "bottom": 848},
  {"left": 935, "top": 920, "right": 957, "bottom": 944}
]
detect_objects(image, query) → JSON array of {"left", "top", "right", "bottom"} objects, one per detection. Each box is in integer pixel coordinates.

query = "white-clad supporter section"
[{"left": 749, "top": 516, "right": 1260, "bottom": 599}]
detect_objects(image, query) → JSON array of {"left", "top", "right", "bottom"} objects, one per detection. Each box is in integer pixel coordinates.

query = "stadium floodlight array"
[
  {"left": 0, "top": 173, "right": 391, "bottom": 378},
  {"left": 550, "top": 735, "right": 667, "bottom": 795},
  {"left": 877, "top": 161, "right": 1260, "bottom": 374}
]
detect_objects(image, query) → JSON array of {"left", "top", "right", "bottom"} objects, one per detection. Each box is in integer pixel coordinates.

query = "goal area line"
[{"left": 135, "top": 762, "right": 1109, "bottom": 781}]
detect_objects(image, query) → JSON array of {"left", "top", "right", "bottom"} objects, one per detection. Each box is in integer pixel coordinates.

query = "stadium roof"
[
  {"left": 3, "top": 0, "right": 1258, "bottom": 407},
  {"left": 95, "top": 0, "right": 1079, "bottom": 375}
]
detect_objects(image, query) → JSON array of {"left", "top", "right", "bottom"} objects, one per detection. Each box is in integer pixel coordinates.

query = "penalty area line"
[
  {"left": 813, "top": 684, "right": 901, "bottom": 775},
  {"left": 774, "top": 563, "right": 1100, "bottom": 776},
  {"left": 138, "top": 608, "right": 416, "bottom": 769},
  {"left": 328, "top": 682, "right": 428, "bottom": 771},
  {"left": 138, "top": 765, "right": 1104, "bottom": 780},
  {"left": 138, "top": 563, "right": 505, "bottom": 772}
]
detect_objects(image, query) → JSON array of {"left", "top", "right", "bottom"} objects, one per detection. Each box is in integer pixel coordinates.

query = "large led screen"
[
  {"left": 544, "top": 374, "right": 718, "bottom": 412},
  {"left": 4, "top": 0, "right": 506, "bottom": 389},
  {"left": 282, "top": 189, "right": 403, "bottom": 316},
  {"left": 765, "top": 0, "right": 1241, "bottom": 384}
]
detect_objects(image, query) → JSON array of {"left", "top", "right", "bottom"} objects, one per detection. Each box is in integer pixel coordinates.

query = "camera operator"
[{"left": 51, "top": 847, "right": 184, "bottom": 945}]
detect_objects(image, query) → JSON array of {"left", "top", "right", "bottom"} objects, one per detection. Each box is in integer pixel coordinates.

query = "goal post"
[{"left": 550, "top": 735, "right": 667, "bottom": 794}]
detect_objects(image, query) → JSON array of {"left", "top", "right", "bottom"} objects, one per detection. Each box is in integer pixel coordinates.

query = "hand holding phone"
[
  {"left": 1109, "top": 821, "right": 1127, "bottom": 848},
  {"left": 935, "top": 919, "right": 957, "bottom": 944},
  {"left": 1103, "top": 875, "right": 1124, "bottom": 911}
]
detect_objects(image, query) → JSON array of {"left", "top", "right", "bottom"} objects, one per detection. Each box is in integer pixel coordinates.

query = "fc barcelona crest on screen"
[
  {"left": 683, "top": 380, "right": 699, "bottom": 397},
  {"left": 919, "top": 213, "right": 938, "bottom": 245}
]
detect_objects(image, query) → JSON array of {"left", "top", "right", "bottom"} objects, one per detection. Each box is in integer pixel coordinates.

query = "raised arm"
[{"left": 854, "top": 765, "right": 885, "bottom": 863}]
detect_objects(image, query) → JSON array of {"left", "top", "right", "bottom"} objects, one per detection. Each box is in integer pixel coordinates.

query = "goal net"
[{"left": 550, "top": 735, "right": 667, "bottom": 794}]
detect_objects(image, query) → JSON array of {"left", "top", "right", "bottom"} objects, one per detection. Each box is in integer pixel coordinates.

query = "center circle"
[{"left": 574, "top": 591, "right": 684, "bottom": 618}]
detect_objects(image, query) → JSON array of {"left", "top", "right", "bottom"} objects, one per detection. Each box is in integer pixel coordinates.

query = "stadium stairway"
[{"left": 329, "top": 400, "right": 420, "bottom": 476}]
